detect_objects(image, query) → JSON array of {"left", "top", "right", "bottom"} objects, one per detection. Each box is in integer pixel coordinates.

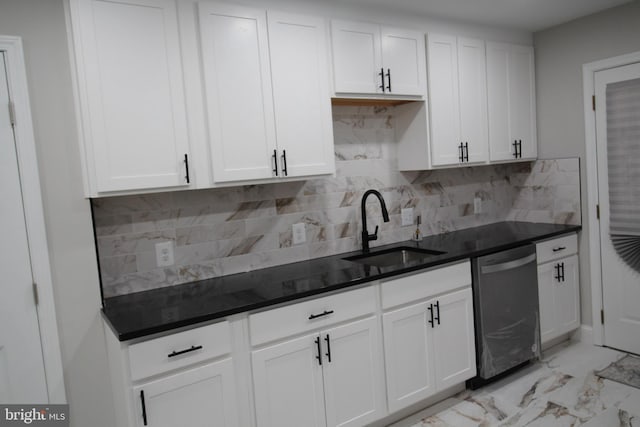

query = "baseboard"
[{"left": 571, "top": 324, "right": 594, "bottom": 344}]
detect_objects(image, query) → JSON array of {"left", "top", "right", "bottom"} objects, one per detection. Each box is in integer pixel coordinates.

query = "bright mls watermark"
[{"left": 0, "top": 405, "right": 68, "bottom": 426}]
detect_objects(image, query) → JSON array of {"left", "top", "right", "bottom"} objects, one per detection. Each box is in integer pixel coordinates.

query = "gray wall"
[
  {"left": 534, "top": 0, "right": 640, "bottom": 326},
  {"left": 0, "top": 1, "right": 116, "bottom": 426}
]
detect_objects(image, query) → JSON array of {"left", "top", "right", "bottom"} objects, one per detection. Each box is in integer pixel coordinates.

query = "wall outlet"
[
  {"left": 401, "top": 208, "right": 414, "bottom": 226},
  {"left": 292, "top": 223, "right": 306, "bottom": 245},
  {"left": 474, "top": 197, "right": 482, "bottom": 214},
  {"left": 155, "top": 241, "right": 174, "bottom": 267}
]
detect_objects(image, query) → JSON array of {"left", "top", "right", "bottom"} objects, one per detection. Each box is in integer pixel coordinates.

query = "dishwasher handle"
[{"left": 480, "top": 253, "right": 537, "bottom": 274}]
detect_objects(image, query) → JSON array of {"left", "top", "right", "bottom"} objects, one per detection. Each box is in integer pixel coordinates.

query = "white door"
[
  {"left": 74, "top": 0, "right": 191, "bottom": 192},
  {"left": 595, "top": 62, "right": 640, "bottom": 355},
  {"left": 133, "top": 358, "right": 238, "bottom": 427},
  {"left": 331, "top": 20, "right": 382, "bottom": 94},
  {"left": 382, "top": 301, "right": 436, "bottom": 413},
  {"left": 427, "top": 34, "right": 462, "bottom": 167},
  {"left": 322, "top": 316, "right": 385, "bottom": 427},
  {"left": 251, "top": 334, "right": 326, "bottom": 427},
  {"left": 199, "top": 3, "right": 277, "bottom": 183},
  {"left": 458, "top": 37, "right": 489, "bottom": 164},
  {"left": 381, "top": 27, "right": 426, "bottom": 96},
  {"left": 268, "top": 12, "right": 335, "bottom": 177},
  {"left": 0, "top": 51, "right": 48, "bottom": 403},
  {"left": 431, "top": 288, "right": 476, "bottom": 390}
]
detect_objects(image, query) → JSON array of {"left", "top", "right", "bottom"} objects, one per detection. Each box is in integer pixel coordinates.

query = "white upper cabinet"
[
  {"left": 69, "top": 0, "right": 192, "bottom": 195},
  {"left": 199, "top": 5, "right": 335, "bottom": 183},
  {"left": 486, "top": 42, "right": 537, "bottom": 162},
  {"left": 427, "top": 34, "right": 488, "bottom": 167},
  {"left": 331, "top": 20, "right": 426, "bottom": 97}
]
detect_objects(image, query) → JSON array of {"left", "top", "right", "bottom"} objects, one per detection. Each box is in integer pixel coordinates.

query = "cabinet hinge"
[
  {"left": 601, "top": 309, "right": 604, "bottom": 324},
  {"left": 8, "top": 101, "right": 16, "bottom": 127},
  {"left": 596, "top": 204, "right": 600, "bottom": 220},
  {"left": 592, "top": 95, "right": 596, "bottom": 111},
  {"left": 33, "top": 282, "right": 39, "bottom": 306}
]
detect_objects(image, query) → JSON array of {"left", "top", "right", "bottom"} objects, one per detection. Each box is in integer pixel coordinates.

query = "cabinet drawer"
[
  {"left": 536, "top": 233, "right": 577, "bottom": 264},
  {"left": 381, "top": 260, "right": 471, "bottom": 310},
  {"left": 249, "top": 286, "right": 376, "bottom": 346},
  {"left": 129, "top": 321, "right": 231, "bottom": 381}
]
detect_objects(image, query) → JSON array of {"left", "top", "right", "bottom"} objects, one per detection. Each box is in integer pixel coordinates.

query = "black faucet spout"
[{"left": 361, "top": 189, "right": 390, "bottom": 253}]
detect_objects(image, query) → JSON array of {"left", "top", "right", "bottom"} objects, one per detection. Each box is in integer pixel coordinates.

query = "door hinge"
[
  {"left": 596, "top": 204, "right": 600, "bottom": 220},
  {"left": 8, "top": 101, "right": 16, "bottom": 127},
  {"left": 601, "top": 309, "right": 604, "bottom": 324},
  {"left": 592, "top": 95, "right": 596, "bottom": 111},
  {"left": 32, "top": 282, "right": 39, "bottom": 306}
]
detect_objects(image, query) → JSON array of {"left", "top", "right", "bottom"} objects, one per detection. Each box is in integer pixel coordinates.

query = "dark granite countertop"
[{"left": 102, "top": 221, "right": 581, "bottom": 341}]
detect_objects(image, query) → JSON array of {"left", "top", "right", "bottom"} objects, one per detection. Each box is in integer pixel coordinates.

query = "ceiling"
[{"left": 336, "top": 0, "right": 633, "bottom": 32}]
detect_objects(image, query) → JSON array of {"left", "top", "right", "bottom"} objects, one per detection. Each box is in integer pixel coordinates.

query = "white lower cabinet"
[
  {"left": 381, "top": 262, "right": 476, "bottom": 413},
  {"left": 133, "top": 358, "right": 238, "bottom": 427},
  {"left": 251, "top": 315, "right": 385, "bottom": 427}
]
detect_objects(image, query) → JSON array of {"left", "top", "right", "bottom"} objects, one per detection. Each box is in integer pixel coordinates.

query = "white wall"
[
  {"left": 0, "top": 1, "right": 116, "bottom": 426},
  {"left": 534, "top": 0, "right": 640, "bottom": 326}
]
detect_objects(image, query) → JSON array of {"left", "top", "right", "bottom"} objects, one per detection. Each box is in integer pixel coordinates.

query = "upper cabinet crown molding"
[
  {"left": 330, "top": 19, "right": 427, "bottom": 98},
  {"left": 69, "top": 0, "right": 193, "bottom": 196}
]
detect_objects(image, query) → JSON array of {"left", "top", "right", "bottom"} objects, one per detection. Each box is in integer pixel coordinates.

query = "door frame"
[
  {"left": 0, "top": 35, "right": 66, "bottom": 403},
  {"left": 582, "top": 50, "right": 640, "bottom": 347}
]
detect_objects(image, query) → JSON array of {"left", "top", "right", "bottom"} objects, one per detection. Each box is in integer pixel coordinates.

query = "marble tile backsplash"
[{"left": 93, "top": 106, "right": 581, "bottom": 298}]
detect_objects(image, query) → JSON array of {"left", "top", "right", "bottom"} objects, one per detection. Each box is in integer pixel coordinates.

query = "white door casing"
[{"left": 0, "top": 36, "right": 65, "bottom": 403}]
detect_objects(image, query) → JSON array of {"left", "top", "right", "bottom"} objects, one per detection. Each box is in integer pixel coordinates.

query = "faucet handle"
[{"left": 368, "top": 225, "right": 379, "bottom": 241}]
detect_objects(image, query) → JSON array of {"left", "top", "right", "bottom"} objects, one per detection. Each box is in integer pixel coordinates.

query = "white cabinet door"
[
  {"left": 427, "top": 34, "right": 461, "bottom": 167},
  {"left": 381, "top": 27, "right": 426, "bottom": 96},
  {"left": 537, "top": 261, "right": 558, "bottom": 343},
  {"left": 457, "top": 38, "right": 488, "bottom": 164},
  {"left": 487, "top": 42, "right": 537, "bottom": 162},
  {"left": 431, "top": 288, "right": 476, "bottom": 390},
  {"left": 199, "top": 3, "right": 277, "bottom": 183},
  {"left": 268, "top": 12, "right": 335, "bottom": 177},
  {"left": 72, "top": 0, "right": 191, "bottom": 193},
  {"left": 322, "top": 317, "right": 386, "bottom": 427},
  {"left": 133, "top": 358, "right": 238, "bottom": 427},
  {"left": 538, "top": 255, "right": 580, "bottom": 344},
  {"left": 331, "top": 20, "right": 382, "bottom": 94},
  {"left": 557, "top": 255, "right": 580, "bottom": 335},
  {"left": 252, "top": 334, "right": 326, "bottom": 427},
  {"left": 382, "top": 302, "right": 436, "bottom": 413}
]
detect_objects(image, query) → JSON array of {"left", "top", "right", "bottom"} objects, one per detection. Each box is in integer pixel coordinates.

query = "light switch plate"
[
  {"left": 401, "top": 208, "right": 414, "bottom": 226},
  {"left": 292, "top": 223, "right": 306, "bottom": 245},
  {"left": 474, "top": 197, "right": 482, "bottom": 214},
  {"left": 155, "top": 241, "right": 174, "bottom": 267}
]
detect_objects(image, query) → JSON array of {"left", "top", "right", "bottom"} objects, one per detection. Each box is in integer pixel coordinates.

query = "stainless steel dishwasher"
[{"left": 468, "top": 244, "right": 540, "bottom": 389}]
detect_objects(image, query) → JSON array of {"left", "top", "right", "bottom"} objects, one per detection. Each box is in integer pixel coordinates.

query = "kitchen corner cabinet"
[
  {"left": 381, "top": 261, "right": 476, "bottom": 413},
  {"left": 536, "top": 234, "right": 580, "bottom": 345},
  {"left": 486, "top": 43, "right": 537, "bottom": 162},
  {"left": 199, "top": 4, "right": 334, "bottom": 183},
  {"left": 249, "top": 286, "right": 386, "bottom": 427},
  {"left": 427, "top": 34, "right": 488, "bottom": 166},
  {"left": 331, "top": 20, "right": 426, "bottom": 97},
  {"left": 68, "top": 0, "right": 192, "bottom": 195}
]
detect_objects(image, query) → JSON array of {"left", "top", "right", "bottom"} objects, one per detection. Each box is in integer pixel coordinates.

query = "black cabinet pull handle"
[
  {"left": 379, "top": 68, "right": 385, "bottom": 93},
  {"left": 168, "top": 345, "right": 203, "bottom": 358},
  {"left": 386, "top": 68, "right": 391, "bottom": 92},
  {"left": 427, "top": 304, "right": 434, "bottom": 328},
  {"left": 281, "top": 150, "right": 288, "bottom": 176},
  {"left": 434, "top": 300, "right": 441, "bottom": 325},
  {"left": 554, "top": 263, "right": 561, "bottom": 282},
  {"left": 324, "top": 334, "right": 332, "bottom": 363},
  {"left": 308, "top": 309, "right": 334, "bottom": 320},
  {"left": 519, "top": 140, "right": 523, "bottom": 158},
  {"left": 560, "top": 262, "right": 565, "bottom": 282},
  {"left": 464, "top": 142, "right": 469, "bottom": 162},
  {"left": 513, "top": 140, "right": 519, "bottom": 158},
  {"left": 140, "top": 390, "right": 148, "bottom": 426},
  {"left": 315, "top": 336, "right": 322, "bottom": 365},
  {"left": 552, "top": 246, "right": 566, "bottom": 252},
  {"left": 272, "top": 149, "right": 278, "bottom": 176},
  {"left": 459, "top": 143, "right": 464, "bottom": 163},
  {"left": 184, "top": 154, "right": 190, "bottom": 183}
]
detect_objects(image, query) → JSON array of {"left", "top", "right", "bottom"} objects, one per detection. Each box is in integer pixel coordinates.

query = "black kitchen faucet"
[{"left": 360, "top": 189, "right": 390, "bottom": 253}]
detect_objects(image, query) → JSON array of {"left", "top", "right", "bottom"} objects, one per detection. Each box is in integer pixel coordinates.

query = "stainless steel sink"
[{"left": 343, "top": 246, "right": 446, "bottom": 268}]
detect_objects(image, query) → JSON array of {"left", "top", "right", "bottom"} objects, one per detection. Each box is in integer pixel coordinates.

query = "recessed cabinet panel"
[
  {"left": 331, "top": 20, "right": 381, "bottom": 94},
  {"left": 268, "top": 12, "right": 335, "bottom": 177},
  {"left": 486, "top": 43, "right": 511, "bottom": 162},
  {"left": 199, "top": 4, "right": 277, "bottom": 182},
  {"left": 509, "top": 45, "right": 537, "bottom": 160},
  {"left": 73, "top": 0, "right": 191, "bottom": 193},
  {"left": 381, "top": 28, "right": 427, "bottom": 96}
]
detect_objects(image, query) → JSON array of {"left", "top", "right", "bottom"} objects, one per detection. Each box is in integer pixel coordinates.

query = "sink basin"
[{"left": 343, "top": 246, "right": 446, "bottom": 268}]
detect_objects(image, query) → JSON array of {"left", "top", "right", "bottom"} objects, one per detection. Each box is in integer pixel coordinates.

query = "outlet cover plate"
[
  {"left": 292, "top": 223, "right": 306, "bottom": 245},
  {"left": 474, "top": 197, "right": 482, "bottom": 214},
  {"left": 401, "top": 208, "right": 414, "bottom": 226},
  {"left": 155, "top": 241, "right": 174, "bottom": 267}
]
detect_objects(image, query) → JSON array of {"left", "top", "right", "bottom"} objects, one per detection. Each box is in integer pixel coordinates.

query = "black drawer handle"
[
  {"left": 308, "top": 310, "right": 334, "bottom": 320},
  {"left": 427, "top": 304, "right": 434, "bottom": 328},
  {"left": 552, "top": 246, "right": 566, "bottom": 252},
  {"left": 140, "top": 390, "right": 147, "bottom": 426},
  {"left": 167, "top": 345, "right": 203, "bottom": 358}
]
